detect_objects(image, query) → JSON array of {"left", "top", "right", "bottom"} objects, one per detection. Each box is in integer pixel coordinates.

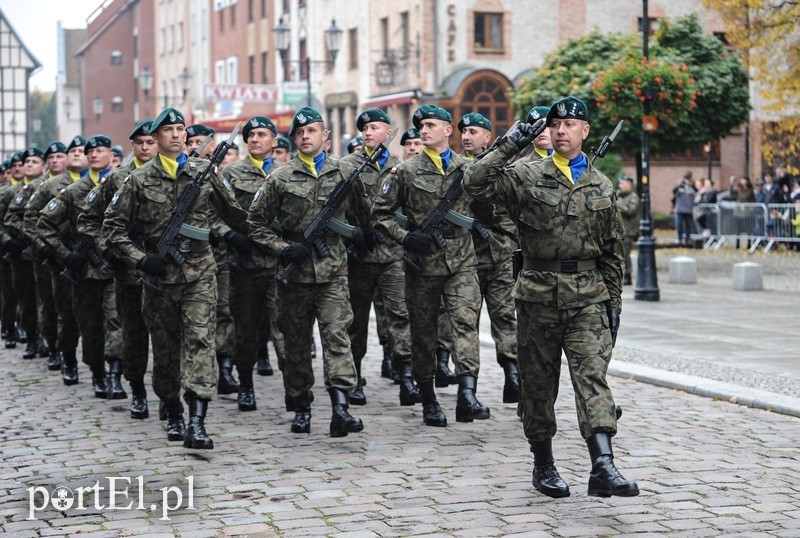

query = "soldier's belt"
[
  {"left": 145, "top": 239, "right": 209, "bottom": 255},
  {"left": 522, "top": 258, "right": 597, "bottom": 274},
  {"left": 283, "top": 230, "right": 341, "bottom": 246}
]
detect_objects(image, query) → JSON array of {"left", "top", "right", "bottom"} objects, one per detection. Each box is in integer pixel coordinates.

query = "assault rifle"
[
  {"left": 275, "top": 130, "right": 397, "bottom": 287},
  {"left": 590, "top": 120, "right": 624, "bottom": 165},
  {"left": 188, "top": 134, "right": 214, "bottom": 158},
  {"left": 60, "top": 237, "right": 116, "bottom": 284},
  {"left": 139, "top": 123, "right": 241, "bottom": 295}
]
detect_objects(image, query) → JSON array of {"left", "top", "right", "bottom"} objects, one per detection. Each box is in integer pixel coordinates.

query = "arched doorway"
[{"left": 440, "top": 69, "right": 514, "bottom": 145}]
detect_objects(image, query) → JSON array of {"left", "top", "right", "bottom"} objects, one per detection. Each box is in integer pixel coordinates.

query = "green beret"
[
  {"left": 412, "top": 105, "right": 452, "bottom": 129},
  {"left": 546, "top": 96, "right": 589, "bottom": 125},
  {"left": 84, "top": 135, "right": 113, "bottom": 154},
  {"left": 10, "top": 151, "right": 24, "bottom": 164},
  {"left": 276, "top": 135, "right": 291, "bottom": 150},
  {"left": 400, "top": 128, "right": 421, "bottom": 146},
  {"left": 130, "top": 120, "right": 153, "bottom": 139},
  {"left": 346, "top": 136, "right": 363, "bottom": 154},
  {"left": 243, "top": 116, "right": 277, "bottom": 140},
  {"left": 151, "top": 107, "right": 185, "bottom": 132},
  {"left": 0, "top": 160, "right": 9, "bottom": 172},
  {"left": 526, "top": 106, "right": 550, "bottom": 125},
  {"left": 111, "top": 145, "right": 124, "bottom": 157},
  {"left": 356, "top": 108, "right": 391, "bottom": 131},
  {"left": 67, "top": 135, "right": 88, "bottom": 152},
  {"left": 185, "top": 123, "right": 215, "bottom": 139},
  {"left": 23, "top": 147, "right": 45, "bottom": 161},
  {"left": 289, "top": 106, "right": 324, "bottom": 137},
  {"left": 458, "top": 112, "right": 492, "bottom": 133},
  {"left": 44, "top": 141, "right": 68, "bottom": 159}
]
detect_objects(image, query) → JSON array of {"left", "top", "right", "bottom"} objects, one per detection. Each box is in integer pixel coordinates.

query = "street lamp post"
[
  {"left": 272, "top": 18, "right": 343, "bottom": 107},
  {"left": 634, "top": 0, "right": 660, "bottom": 301},
  {"left": 705, "top": 142, "right": 712, "bottom": 183}
]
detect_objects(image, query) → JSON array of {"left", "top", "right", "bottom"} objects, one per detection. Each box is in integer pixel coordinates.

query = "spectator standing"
[{"left": 673, "top": 171, "right": 697, "bottom": 245}]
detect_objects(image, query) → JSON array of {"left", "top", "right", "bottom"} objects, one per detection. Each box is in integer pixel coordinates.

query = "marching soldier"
[
  {"left": 77, "top": 121, "right": 157, "bottom": 419},
  {"left": 247, "top": 106, "right": 372, "bottom": 437},
  {"left": 345, "top": 136, "right": 363, "bottom": 155},
  {"left": 24, "top": 136, "right": 88, "bottom": 382},
  {"left": 464, "top": 96, "right": 638, "bottom": 498},
  {"left": 342, "top": 108, "right": 420, "bottom": 407},
  {"left": 0, "top": 156, "right": 21, "bottom": 346},
  {"left": 372, "top": 104, "right": 489, "bottom": 427},
  {"left": 524, "top": 106, "right": 554, "bottom": 162},
  {"left": 220, "top": 115, "right": 285, "bottom": 412},
  {"left": 400, "top": 128, "right": 423, "bottom": 160},
  {"left": 103, "top": 107, "right": 247, "bottom": 449},
  {"left": 185, "top": 124, "right": 217, "bottom": 157},
  {"left": 2, "top": 147, "right": 46, "bottom": 359},
  {"left": 273, "top": 135, "right": 292, "bottom": 164},
  {"left": 36, "top": 135, "right": 124, "bottom": 400},
  {"left": 45, "top": 141, "right": 69, "bottom": 178},
  {"left": 110, "top": 146, "right": 124, "bottom": 169}
]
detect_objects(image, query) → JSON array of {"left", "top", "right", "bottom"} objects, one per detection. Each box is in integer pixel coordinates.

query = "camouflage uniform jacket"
[
  {"left": 23, "top": 170, "right": 80, "bottom": 245},
  {"left": 37, "top": 174, "right": 110, "bottom": 281},
  {"left": 219, "top": 157, "right": 278, "bottom": 272},
  {"left": 616, "top": 190, "right": 640, "bottom": 239},
  {"left": 247, "top": 155, "right": 372, "bottom": 284},
  {"left": 103, "top": 155, "right": 246, "bottom": 285},
  {"left": 372, "top": 149, "right": 477, "bottom": 276},
  {"left": 3, "top": 177, "right": 45, "bottom": 259},
  {"left": 463, "top": 138, "right": 624, "bottom": 311},
  {"left": 0, "top": 184, "right": 18, "bottom": 248},
  {"left": 341, "top": 148, "right": 402, "bottom": 264},
  {"left": 461, "top": 151, "right": 518, "bottom": 266}
]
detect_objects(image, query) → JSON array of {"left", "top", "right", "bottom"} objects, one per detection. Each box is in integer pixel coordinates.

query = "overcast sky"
[{"left": 2, "top": 0, "right": 103, "bottom": 92}]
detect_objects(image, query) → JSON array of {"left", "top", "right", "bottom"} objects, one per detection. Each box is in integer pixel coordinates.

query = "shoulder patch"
[
  {"left": 87, "top": 189, "right": 98, "bottom": 204},
  {"left": 29, "top": 191, "right": 38, "bottom": 202},
  {"left": 222, "top": 176, "right": 232, "bottom": 191},
  {"left": 111, "top": 191, "right": 121, "bottom": 205},
  {"left": 252, "top": 185, "right": 264, "bottom": 205},
  {"left": 381, "top": 179, "right": 393, "bottom": 195},
  {"left": 48, "top": 199, "right": 60, "bottom": 211},
  {"left": 14, "top": 193, "right": 24, "bottom": 204}
]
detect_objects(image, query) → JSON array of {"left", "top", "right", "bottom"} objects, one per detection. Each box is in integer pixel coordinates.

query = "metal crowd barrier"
[{"left": 691, "top": 202, "right": 799, "bottom": 252}]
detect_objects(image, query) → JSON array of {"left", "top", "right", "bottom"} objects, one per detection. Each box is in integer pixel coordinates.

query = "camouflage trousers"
[
  {"left": 230, "top": 267, "right": 284, "bottom": 370},
  {"left": 477, "top": 259, "right": 518, "bottom": 365},
  {"left": 348, "top": 258, "right": 412, "bottom": 370},
  {"left": 405, "top": 269, "right": 481, "bottom": 382},
  {"left": 72, "top": 278, "right": 122, "bottom": 368},
  {"left": 142, "top": 273, "right": 218, "bottom": 401},
  {"left": 10, "top": 259, "right": 37, "bottom": 338},
  {"left": 0, "top": 259, "right": 17, "bottom": 330},
  {"left": 51, "top": 275, "right": 78, "bottom": 353},
  {"left": 115, "top": 281, "right": 149, "bottom": 382},
  {"left": 215, "top": 262, "right": 235, "bottom": 358},
  {"left": 33, "top": 264, "right": 57, "bottom": 343},
  {"left": 436, "top": 304, "right": 453, "bottom": 352},
  {"left": 516, "top": 300, "right": 617, "bottom": 441},
  {"left": 372, "top": 290, "right": 389, "bottom": 347},
  {"left": 277, "top": 276, "right": 358, "bottom": 398}
]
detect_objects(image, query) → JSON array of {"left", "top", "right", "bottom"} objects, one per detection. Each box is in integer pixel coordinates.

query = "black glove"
[
  {"left": 4, "top": 238, "right": 25, "bottom": 255},
  {"left": 607, "top": 305, "right": 620, "bottom": 348},
  {"left": 224, "top": 230, "right": 252, "bottom": 255},
  {"left": 136, "top": 254, "right": 168, "bottom": 276},
  {"left": 351, "top": 227, "right": 375, "bottom": 252},
  {"left": 63, "top": 252, "right": 88, "bottom": 271},
  {"left": 280, "top": 243, "right": 311, "bottom": 266},
  {"left": 403, "top": 230, "right": 435, "bottom": 254},
  {"left": 38, "top": 244, "right": 58, "bottom": 262},
  {"left": 470, "top": 202, "right": 495, "bottom": 226},
  {"left": 506, "top": 122, "right": 538, "bottom": 151}
]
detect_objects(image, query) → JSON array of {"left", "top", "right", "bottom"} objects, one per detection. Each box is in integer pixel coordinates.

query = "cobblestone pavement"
[{"left": 3, "top": 308, "right": 800, "bottom": 536}]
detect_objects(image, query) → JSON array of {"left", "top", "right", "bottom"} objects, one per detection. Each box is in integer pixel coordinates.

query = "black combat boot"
[
  {"left": 256, "top": 347, "right": 274, "bottom": 376},
  {"left": 517, "top": 401, "right": 523, "bottom": 419},
  {"left": 184, "top": 396, "right": 214, "bottom": 449},
  {"left": 61, "top": 349, "right": 79, "bottom": 385},
  {"left": 46, "top": 338, "right": 62, "bottom": 371},
  {"left": 435, "top": 347, "right": 457, "bottom": 387},
  {"left": 216, "top": 355, "right": 240, "bottom": 394},
  {"left": 586, "top": 433, "right": 639, "bottom": 497},
  {"left": 17, "top": 326, "right": 27, "bottom": 343},
  {"left": 455, "top": 375, "right": 490, "bottom": 423},
  {"left": 0, "top": 323, "right": 7, "bottom": 339},
  {"left": 381, "top": 344, "right": 393, "bottom": 379},
  {"left": 91, "top": 364, "right": 108, "bottom": 398},
  {"left": 22, "top": 335, "right": 37, "bottom": 359},
  {"left": 107, "top": 358, "right": 128, "bottom": 399},
  {"left": 237, "top": 367, "right": 257, "bottom": 411},
  {"left": 500, "top": 358, "right": 521, "bottom": 403},
  {"left": 4, "top": 324, "right": 16, "bottom": 349},
  {"left": 291, "top": 391, "right": 312, "bottom": 434},
  {"left": 37, "top": 335, "right": 49, "bottom": 357},
  {"left": 165, "top": 399, "right": 186, "bottom": 441},
  {"left": 530, "top": 439, "right": 570, "bottom": 498},
  {"left": 615, "top": 405, "right": 623, "bottom": 420},
  {"left": 418, "top": 379, "right": 447, "bottom": 427},
  {"left": 286, "top": 389, "right": 314, "bottom": 412},
  {"left": 329, "top": 388, "right": 364, "bottom": 438},
  {"left": 397, "top": 362, "right": 421, "bottom": 406},
  {"left": 348, "top": 363, "right": 367, "bottom": 406},
  {"left": 129, "top": 378, "right": 149, "bottom": 419}
]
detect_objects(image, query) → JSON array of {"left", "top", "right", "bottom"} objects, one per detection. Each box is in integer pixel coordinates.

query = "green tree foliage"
[{"left": 511, "top": 15, "right": 749, "bottom": 158}]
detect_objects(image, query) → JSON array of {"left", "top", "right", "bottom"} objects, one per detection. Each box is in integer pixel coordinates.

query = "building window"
[
  {"left": 261, "top": 51, "right": 269, "bottom": 83},
  {"left": 215, "top": 60, "right": 226, "bottom": 83},
  {"left": 299, "top": 0, "right": 306, "bottom": 7},
  {"left": 474, "top": 12, "right": 503, "bottom": 51},
  {"left": 160, "top": 28, "right": 166, "bottom": 55},
  {"left": 178, "top": 22, "right": 184, "bottom": 50},
  {"left": 227, "top": 56, "right": 238, "bottom": 84},
  {"left": 283, "top": 0, "right": 289, "bottom": 14},
  {"left": 249, "top": 55, "right": 255, "bottom": 83},
  {"left": 111, "top": 96, "right": 124, "bottom": 112},
  {"left": 169, "top": 25, "right": 175, "bottom": 52},
  {"left": 400, "top": 11, "right": 410, "bottom": 57},
  {"left": 219, "top": 8, "right": 224, "bottom": 32},
  {"left": 261, "top": 0, "right": 267, "bottom": 18},
  {"left": 230, "top": 3, "right": 236, "bottom": 29},
  {"left": 348, "top": 28, "right": 358, "bottom": 70},
  {"left": 299, "top": 39, "right": 308, "bottom": 79},
  {"left": 248, "top": 0, "right": 254, "bottom": 23},
  {"left": 380, "top": 17, "right": 389, "bottom": 55},
  {"left": 110, "top": 50, "right": 122, "bottom": 65}
]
